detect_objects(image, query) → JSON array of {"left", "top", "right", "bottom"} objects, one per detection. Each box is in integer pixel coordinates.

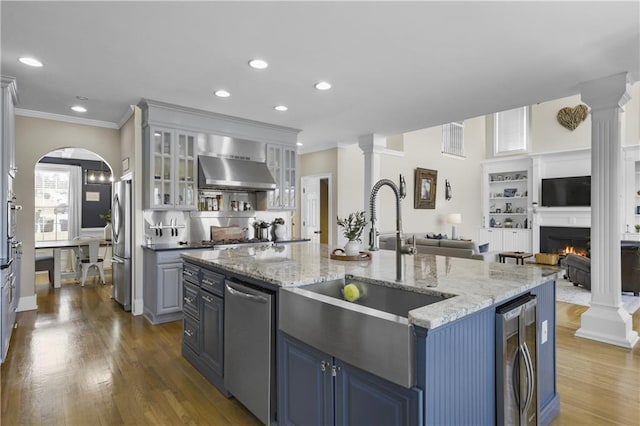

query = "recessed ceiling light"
[
  {"left": 249, "top": 59, "right": 269, "bottom": 69},
  {"left": 215, "top": 89, "right": 230, "bottom": 98},
  {"left": 274, "top": 105, "right": 288, "bottom": 112},
  {"left": 71, "top": 105, "right": 87, "bottom": 113},
  {"left": 314, "top": 81, "right": 332, "bottom": 91},
  {"left": 18, "top": 56, "right": 43, "bottom": 67},
  {"left": 296, "top": 142, "right": 303, "bottom": 146}
]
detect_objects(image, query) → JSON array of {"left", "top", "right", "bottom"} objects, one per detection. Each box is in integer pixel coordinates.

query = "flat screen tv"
[{"left": 541, "top": 176, "right": 591, "bottom": 207}]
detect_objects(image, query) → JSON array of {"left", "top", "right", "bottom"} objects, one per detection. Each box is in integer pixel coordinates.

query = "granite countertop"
[{"left": 182, "top": 244, "right": 561, "bottom": 330}]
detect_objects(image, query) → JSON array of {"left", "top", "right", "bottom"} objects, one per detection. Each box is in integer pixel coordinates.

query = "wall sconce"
[{"left": 445, "top": 179, "right": 452, "bottom": 200}]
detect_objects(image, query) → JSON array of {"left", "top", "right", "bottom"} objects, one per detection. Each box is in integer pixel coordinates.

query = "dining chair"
[{"left": 75, "top": 238, "right": 105, "bottom": 286}]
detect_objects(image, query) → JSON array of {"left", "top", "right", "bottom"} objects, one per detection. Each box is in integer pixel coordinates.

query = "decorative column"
[
  {"left": 576, "top": 72, "right": 638, "bottom": 348},
  {"left": 358, "top": 134, "right": 387, "bottom": 245}
]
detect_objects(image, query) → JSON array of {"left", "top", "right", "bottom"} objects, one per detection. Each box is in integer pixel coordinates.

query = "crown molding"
[
  {"left": 15, "top": 108, "right": 119, "bottom": 129},
  {"left": 298, "top": 141, "right": 339, "bottom": 155},
  {"left": 117, "top": 105, "right": 135, "bottom": 129}
]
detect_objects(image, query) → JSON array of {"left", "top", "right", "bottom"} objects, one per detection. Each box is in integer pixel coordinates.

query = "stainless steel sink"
[
  {"left": 279, "top": 278, "right": 453, "bottom": 388},
  {"left": 301, "top": 279, "right": 447, "bottom": 317}
]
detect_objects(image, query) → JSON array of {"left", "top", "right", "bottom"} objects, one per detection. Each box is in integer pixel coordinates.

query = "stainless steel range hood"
[{"left": 198, "top": 155, "right": 276, "bottom": 191}]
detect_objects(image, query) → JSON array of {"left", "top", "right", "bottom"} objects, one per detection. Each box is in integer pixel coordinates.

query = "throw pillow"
[
  {"left": 478, "top": 243, "right": 489, "bottom": 253},
  {"left": 426, "top": 232, "right": 448, "bottom": 240}
]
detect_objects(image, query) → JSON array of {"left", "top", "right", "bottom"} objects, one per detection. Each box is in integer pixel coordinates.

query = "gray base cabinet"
[
  {"left": 143, "top": 250, "right": 185, "bottom": 324},
  {"left": 181, "top": 260, "right": 228, "bottom": 395},
  {"left": 279, "top": 332, "right": 423, "bottom": 426}
]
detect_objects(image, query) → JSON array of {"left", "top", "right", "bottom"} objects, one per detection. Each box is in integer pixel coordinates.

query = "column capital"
[
  {"left": 358, "top": 134, "right": 387, "bottom": 154},
  {"left": 580, "top": 72, "right": 631, "bottom": 111}
]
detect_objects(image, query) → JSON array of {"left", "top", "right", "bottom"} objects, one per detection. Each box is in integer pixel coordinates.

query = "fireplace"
[{"left": 539, "top": 226, "right": 590, "bottom": 257}]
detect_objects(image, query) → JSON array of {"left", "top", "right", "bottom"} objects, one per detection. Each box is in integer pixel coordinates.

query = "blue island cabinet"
[
  {"left": 415, "top": 279, "right": 559, "bottom": 426},
  {"left": 278, "top": 333, "right": 423, "bottom": 426},
  {"left": 181, "top": 260, "right": 228, "bottom": 396}
]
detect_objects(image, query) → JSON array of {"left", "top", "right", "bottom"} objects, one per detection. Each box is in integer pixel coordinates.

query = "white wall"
[
  {"left": 299, "top": 149, "right": 339, "bottom": 244},
  {"left": 15, "top": 116, "right": 120, "bottom": 310},
  {"left": 336, "top": 144, "right": 364, "bottom": 247},
  {"left": 531, "top": 95, "right": 591, "bottom": 153},
  {"left": 486, "top": 82, "right": 640, "bottom": 157},
  {"left": 379, "top": 116, "right": 486, "bottom": 239}
]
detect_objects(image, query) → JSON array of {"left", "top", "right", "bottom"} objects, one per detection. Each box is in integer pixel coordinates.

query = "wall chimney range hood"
[{"left": 198, "top": 155, "right": 276, "bottom": 191}]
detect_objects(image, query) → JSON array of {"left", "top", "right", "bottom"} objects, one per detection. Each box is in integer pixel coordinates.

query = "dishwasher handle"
[{"left": 225, "top": 283, "right": 268, "bottom": 304}]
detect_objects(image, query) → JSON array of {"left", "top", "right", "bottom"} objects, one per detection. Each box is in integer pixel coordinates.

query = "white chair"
[{"left": 75, "top": 238, "right": 105, "bottom": 286}]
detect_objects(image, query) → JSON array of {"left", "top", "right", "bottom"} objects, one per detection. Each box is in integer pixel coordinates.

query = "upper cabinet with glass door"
[
  {"left": 146, "top": 127, "right": 197, "bottom": 210},
  {"left": 175, "top": 131, "right": 196, "bottom": 209},
  {"left": 266, "top": 144, "right": 296, "bottom": 210}
]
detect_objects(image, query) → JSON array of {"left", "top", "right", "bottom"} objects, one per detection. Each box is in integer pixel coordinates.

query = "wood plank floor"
[
  {"left": 1, "top": 274, "right": 261, "bottom": 425},
  {"left": 2, "top": 275, "right": 639, "bottom": 425}
]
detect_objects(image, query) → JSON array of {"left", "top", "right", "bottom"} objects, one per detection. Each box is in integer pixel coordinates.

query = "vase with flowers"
[{"left": 337, "top": 211, "right": 367, "bottom": 256}]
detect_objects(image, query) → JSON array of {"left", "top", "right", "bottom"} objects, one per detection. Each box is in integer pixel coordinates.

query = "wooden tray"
[{"left": 330, "top": 249, "right": 372, "bottom": 261}]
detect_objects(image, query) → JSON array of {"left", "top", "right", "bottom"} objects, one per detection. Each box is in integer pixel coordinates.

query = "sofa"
[
  {"left": 563, "top": 240, "right": 640, "bottom": 296},
  {"left": 379, "top": 233, "right": 497, "bottom": 261}
]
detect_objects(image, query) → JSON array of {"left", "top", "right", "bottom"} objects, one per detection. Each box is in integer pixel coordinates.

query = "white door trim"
[{"left": 301, "top": 173, "right": 333, "bottom": 246}]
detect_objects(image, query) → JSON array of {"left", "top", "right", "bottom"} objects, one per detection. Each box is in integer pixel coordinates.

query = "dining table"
[{"left": 35, "top": 239, "right": 112, "bottom": 288}]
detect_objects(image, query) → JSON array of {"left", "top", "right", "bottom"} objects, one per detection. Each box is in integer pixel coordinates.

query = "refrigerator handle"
[
  {"left": 113, "top": 193, "right": 121, "bottom": 243},
  {"left": 511, "top": 349, "right": 521, "bottom": 410},
  {"left": 522, "top": 341, "right": 535, "bottom": 414}
]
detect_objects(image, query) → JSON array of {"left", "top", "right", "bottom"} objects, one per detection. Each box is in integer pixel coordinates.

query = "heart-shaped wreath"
[{"left": 557, "top": 104, "right": 589, "bottom": 131}]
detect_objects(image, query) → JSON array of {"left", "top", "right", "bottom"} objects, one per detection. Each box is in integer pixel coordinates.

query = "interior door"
[{"left": 301, "top": 176, "right": 321, "bottom": 243}]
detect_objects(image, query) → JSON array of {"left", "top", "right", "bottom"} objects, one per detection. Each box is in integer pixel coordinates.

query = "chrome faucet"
[{"left": 368, "top": 174, "right": 414, "bottom": 282}]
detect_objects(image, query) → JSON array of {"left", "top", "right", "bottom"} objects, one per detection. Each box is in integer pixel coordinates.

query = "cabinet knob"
[
  {"left": 331, "top": 365, "right": 341, "bottom": 377},
  {"left": 320, "top": 360, "right": 329, "bottom": 372},
  {"left": 183, "top": 296, "right": 194, "bottom": 303},
  {"left": 202, "top": 294, "right": 213, "bottom": 303},
  {"left": 184, "top": 329, "right": 194, "bottom": 337}
]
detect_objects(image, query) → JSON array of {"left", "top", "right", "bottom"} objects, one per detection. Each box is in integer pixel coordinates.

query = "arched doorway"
[{"left": 34, "top": 148, "right": 114, "bottom": 288}]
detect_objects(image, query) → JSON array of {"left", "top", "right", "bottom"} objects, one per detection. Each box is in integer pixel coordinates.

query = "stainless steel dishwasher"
[{"left": 224, "top": 279, "right": 275, "bottom": 425}]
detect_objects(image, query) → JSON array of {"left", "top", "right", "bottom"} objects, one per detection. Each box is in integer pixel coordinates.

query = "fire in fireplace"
[
  {"left": 540, "top": 226, "right": 590, "bottom": 257},
  {"left": 558, "top": 245, "right": 589, "bottom": 257}
]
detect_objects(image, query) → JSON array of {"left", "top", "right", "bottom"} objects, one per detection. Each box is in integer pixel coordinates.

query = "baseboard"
[
  {"left": 132, "top": 298, "right": 143, "bottom": 315},
  {"left": 540, "top": 393, "right": 560, "bottom": 425},
  {"left": 17, "top": 295, "right": 37, "bottom": 312}
]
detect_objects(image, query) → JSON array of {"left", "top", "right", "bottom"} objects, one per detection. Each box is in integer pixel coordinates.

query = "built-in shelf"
[
  {"left": 489, "top": 178, "right": 528, "bottom": 184},
  {"left": 190, "top": 211, "right": 256, "bottom": 218},
  {"left": 489, "top": 196, "right": 528, "bottom": 200},
  {"left": 489, "top": 213, "right": 527, "bottom": 216}
]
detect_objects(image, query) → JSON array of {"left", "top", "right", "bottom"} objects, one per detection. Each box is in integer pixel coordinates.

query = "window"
[
  {"left": 494, "top": 106, "right": 529, "bottom": 155},
  {"left": 442, "top": 121, "right": 465, "bottom": 158},
  {"left": 35, "top": 164, "right": 82, "bottom": 241}
]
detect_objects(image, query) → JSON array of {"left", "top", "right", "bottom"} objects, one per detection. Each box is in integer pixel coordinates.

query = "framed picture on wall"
[{"left": 414, "top": 168, "right": 437, "bottom": 209}]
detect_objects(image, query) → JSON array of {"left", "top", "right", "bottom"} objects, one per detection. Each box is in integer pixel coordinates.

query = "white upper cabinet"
[
  {"left": 267, "top": 144, "right": 297, "bottom": 210},
  {"left": 145, "top": 127, "right": 197, "bottom": 210},
  {"left": 1, "top": 77, "right": 17, "bottom": 181}
]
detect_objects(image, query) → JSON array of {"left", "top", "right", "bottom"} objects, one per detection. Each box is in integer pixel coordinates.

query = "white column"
[
  {"left": 358, "top": 134, "right": 387, "bottom": 245},
  {"left": 576, "top": 72, "right": 638, "bottom": 348}
]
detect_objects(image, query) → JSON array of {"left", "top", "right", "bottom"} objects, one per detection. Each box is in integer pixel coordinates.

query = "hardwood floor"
[
  {"left": 553, "top": 302, "right": 640, "bottom": 425},
  {"left": 1, "top": 274, "right": 261, "bottom": 425},
  {"left": 2, "top": 276, "right": 639, "bottom": 425}
]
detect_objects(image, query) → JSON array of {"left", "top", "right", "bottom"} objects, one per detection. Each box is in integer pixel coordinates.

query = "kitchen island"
[{"left": 182, "top": 243, "right": 561, "bottom": 425}]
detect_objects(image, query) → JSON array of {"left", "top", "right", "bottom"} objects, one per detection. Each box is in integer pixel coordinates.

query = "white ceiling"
[{"left": 2, "top": 1, "right": 638, "bottom": 152}]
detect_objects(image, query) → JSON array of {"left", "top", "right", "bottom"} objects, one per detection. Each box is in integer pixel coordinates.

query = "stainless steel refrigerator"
[
  {"left": 496, "top": 293, "right": 538, "bottom": 426},
  {"left": 112, "top": 180, "right": 132, "bottom": 311}
]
